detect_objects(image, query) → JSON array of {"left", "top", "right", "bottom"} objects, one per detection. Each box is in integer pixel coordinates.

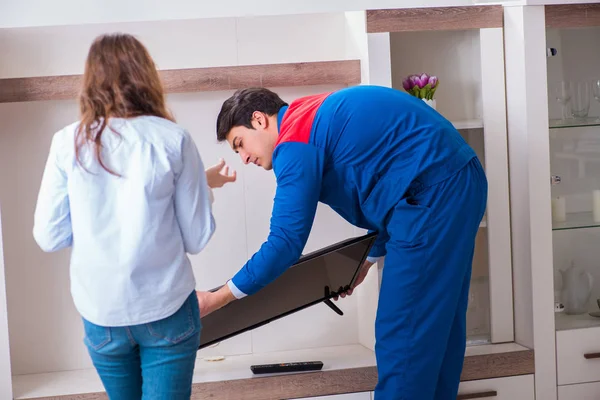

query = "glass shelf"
[
  {"left": 550, "top": 117, "right": 600, "bottom": 130},
  {"left": 552, "top": 212, "right": 600, "bottom": 231}
]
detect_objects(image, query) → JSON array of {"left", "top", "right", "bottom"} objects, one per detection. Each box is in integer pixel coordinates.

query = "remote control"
[{"left": 250, "top": 361, "right": 324, "bottom": 374}]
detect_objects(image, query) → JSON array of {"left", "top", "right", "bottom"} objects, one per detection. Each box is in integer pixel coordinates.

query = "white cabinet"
[
  {"left": 0, "top": 11, "right": 380, "bottom": 400},
  {"left": 558, "top": 381, "right": 600, "bottom": 400},
  {"left": 364, "top": 5, "right": 513, "bottom": 346},
  {"left": 503, "top": 3, "right": 600, "bottom": 400},
  {"left": 557, "top": 326, "right": 600, "bottom": 385},
  {"left": 457, "top": 375, "right": 535, "bottom": 400},
  {"left": 292, "top": 377, "right": 537, "bottom": 400}
]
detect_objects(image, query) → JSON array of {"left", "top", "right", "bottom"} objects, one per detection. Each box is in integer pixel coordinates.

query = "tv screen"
[{"left": 199, "top": 232, "right": 377, "bottom": 349}]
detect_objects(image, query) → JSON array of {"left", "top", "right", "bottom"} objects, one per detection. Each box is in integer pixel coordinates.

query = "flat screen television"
[{"left": 199, "top": 232, "right": 377, "bottom": 349}]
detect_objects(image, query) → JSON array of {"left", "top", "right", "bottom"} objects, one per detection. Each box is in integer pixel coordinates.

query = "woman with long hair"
[{"left": 32, "top": 33, "right": 234, "bottom": 399}]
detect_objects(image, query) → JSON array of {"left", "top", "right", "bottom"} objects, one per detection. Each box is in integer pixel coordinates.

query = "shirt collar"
[{"left": 277, "top": 106, "right": 288, "bottom": 135}]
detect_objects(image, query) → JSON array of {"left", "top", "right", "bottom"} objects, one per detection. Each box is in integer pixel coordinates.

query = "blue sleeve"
[
  {"left": 33, "top": 132, "right": 73, "bottom": 252},
  {"left": 367, "top": 229, "right": 389, "bottom": 259},
  {"left": 230, "top": 142, "right": 325, "bottom": 297},
  {"left": 173, "top": 132, "right": 216, "bottom": 254}
]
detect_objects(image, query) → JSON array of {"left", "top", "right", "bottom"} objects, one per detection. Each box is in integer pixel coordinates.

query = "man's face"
[{"left": 226, "top": 111, "right": 277, "bottom": 171}]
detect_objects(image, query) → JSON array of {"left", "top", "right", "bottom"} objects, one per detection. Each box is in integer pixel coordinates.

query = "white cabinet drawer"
[
  {"left": 559, "top": 381, "right": 600, "bottom": 399},
  {"left": 293, "top": 376, "right": 534, "bottom": 400},
  {"left": 457, "top": 375, "right": 534, "bottom": 399},
  {"left": 557, "top": 326, "right": 600, "bottom": 385}
]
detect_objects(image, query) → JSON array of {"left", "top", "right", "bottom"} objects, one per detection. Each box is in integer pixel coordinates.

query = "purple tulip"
[
  {"left": 402, "top": 72, "right": 439, "bottom": 100},
  {"left": 413, "top": 73, "right": 429, "bottom": 88}
]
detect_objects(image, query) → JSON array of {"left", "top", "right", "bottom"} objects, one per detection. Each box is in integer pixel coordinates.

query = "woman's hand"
[
  {"left": 196, "top": 285, "right": 236, "bottom": 318},
  {"left": 206, "top": 158, "right": 237, "bottom": 189}
]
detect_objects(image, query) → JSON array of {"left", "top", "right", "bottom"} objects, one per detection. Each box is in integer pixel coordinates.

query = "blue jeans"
[{"left": 82, "top": 291, "right": 201, "bottom": 400}]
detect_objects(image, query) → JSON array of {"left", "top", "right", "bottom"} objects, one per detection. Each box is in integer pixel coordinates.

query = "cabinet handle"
[
  {"left": 457, "top": 391, "right": 498, "bottom": 399},
  {"left": 584, "top": 352, "right": 600, "bottom": 359}
]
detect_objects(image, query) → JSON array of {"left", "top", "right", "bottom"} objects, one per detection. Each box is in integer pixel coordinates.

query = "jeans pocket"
[
  {"left": 147, "top": 292, "right": 200, "bottom": 345},
  {"left": 82, "top": 319, "right": 112, "bottom": 351}
]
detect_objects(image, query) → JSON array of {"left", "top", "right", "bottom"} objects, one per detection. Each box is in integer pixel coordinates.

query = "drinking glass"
[
  {"left": 554, "top": 81, "right": 572, "bottom": 121},
  {"left": 592, "top": 80, "right": 600, "bottom": 121},
  {"left": 571, "top": 81, "right": 591, "bottom": 119}
]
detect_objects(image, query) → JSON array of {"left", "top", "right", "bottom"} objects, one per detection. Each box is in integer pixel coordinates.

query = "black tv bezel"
[{"left": 199, "top": 231, "right": 377, "bottom": 349}]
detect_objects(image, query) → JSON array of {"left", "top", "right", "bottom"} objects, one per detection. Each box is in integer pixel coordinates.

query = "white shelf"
[
  {"left": 480, "top": 216, "right": 487, "bottom": 228},
  {"left": 11, "top": 341, "right": 531, "bottom": 399},
  {"left": 12, "top": 344, "right": 376, "bottom": 399},
  {"left": 464, "top": 342, "right": 530, "bottom": 356},
  {"left": 466, "top": 335, "right": 491, "bottom": 346},
  {"left": 452, "top": 119, "right": 484, "bottom": 130},
  {"left": 555, "top": 311, "right": 600, "bottom": 331}
]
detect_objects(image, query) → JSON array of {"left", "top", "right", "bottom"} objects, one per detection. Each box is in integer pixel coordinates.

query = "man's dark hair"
[{"left": 216, "top": 88, "right": 288, "bottom": 142}]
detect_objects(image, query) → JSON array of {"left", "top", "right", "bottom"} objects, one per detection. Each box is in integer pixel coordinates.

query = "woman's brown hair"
[{"left": 76, "top": 33, "right": 174, "bottom": 175}]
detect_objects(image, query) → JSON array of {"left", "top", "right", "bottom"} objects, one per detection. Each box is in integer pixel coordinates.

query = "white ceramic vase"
[
  {"left": 423, "top": 98, "right": 436, "bottom": 110},
  {"left": 560, "top": 261, "right": 594, "bottom": 315}
]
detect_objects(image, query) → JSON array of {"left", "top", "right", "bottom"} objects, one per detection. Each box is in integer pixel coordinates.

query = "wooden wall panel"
[
  {"left": 546, "top": 4, "right": 600, "bottom": 29},
  {"left": 366, "top": 6, "right": 503, "bottom": 33},
  {"left": 0, "top": 60, "right": 361, "bottom": 104}
]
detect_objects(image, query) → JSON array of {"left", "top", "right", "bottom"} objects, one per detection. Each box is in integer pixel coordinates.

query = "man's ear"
[{"left": 252, "top": 111, "right": 269, "bottom": 129}]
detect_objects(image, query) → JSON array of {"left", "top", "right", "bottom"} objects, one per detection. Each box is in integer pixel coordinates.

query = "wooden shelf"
[
  {"left": 366, "top": 6, "right": 503, "bottom": 33},
  {"left": 0, "top": 60, "right": 361, "bottom": 104},
  {"left": 12, "top": 343, "right": 534, "bottom": 400},
  {"left": 546, "top": 4, "right": 600, "bottom": 29}
]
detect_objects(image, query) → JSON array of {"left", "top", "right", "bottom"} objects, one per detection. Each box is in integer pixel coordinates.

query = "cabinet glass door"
[{"left": 546, "top": 15, "right": 600, "bottom": 332}]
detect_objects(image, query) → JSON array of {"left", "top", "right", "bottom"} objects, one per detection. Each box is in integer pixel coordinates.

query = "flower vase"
[{"left": 423, "top": 98, "right": 436, "bottom": 110}]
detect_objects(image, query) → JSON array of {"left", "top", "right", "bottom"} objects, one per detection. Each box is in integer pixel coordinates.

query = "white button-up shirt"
[{"left": 33, "top": 116, "right": 215, "bottom": 327}]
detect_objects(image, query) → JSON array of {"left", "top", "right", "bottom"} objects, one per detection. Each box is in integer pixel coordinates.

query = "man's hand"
[
  {"left": 206, "top": 158, "right": 237, "bottom": 189},
  {"left": 196, "top": 284, "right": 237, "bottom": 318},
  {"left": 337, "top": 259, "right": 375, "bottom": 299}
]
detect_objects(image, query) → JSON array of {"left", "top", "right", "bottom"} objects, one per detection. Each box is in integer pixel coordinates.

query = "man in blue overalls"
[{"left": 196, "top": 85, "right": 487, "bottom": 399}]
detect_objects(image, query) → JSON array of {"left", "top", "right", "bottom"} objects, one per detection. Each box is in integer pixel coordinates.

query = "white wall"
[
  {"left": 0, "top": 13, "right": 369, "bottom": 377},
  {"left": 0, "top": 209, "right": 12, "bottom": 398},
  {"left": 0, "top": 0, "right": 476, "bottom": 29},
  {"left": 0, "top": 14, "right": 349, "bottom": 79}
]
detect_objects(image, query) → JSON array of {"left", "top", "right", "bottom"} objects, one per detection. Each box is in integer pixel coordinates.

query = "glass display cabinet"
[
  {"left": 503, "top": 3, "right": 600, "bottom": 399},
  {"left": 544, "top": 4, "right": 600, "bottom": 398}
]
